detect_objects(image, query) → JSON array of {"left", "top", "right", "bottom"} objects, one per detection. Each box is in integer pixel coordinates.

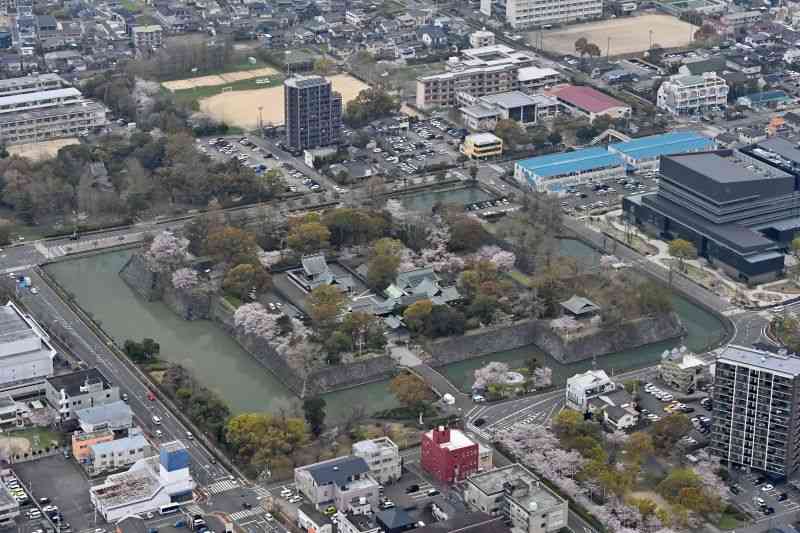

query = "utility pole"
[{"left": 606, "top": 37, "right": 611, "bottom": 57}]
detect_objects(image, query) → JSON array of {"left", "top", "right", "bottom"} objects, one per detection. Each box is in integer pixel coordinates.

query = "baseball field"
[
  {"left": 161, "top": 67, "right": 279, "bottom": 92},
  {"left": 535, "top": 14, "right": 697, "bottom": 56},
  {"left": 198, "top": 74, "right": 370, "bottom": 130}
]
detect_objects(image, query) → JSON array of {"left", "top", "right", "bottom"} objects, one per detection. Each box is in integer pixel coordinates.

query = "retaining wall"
[
  {"left": 212, "top": 296, "right": 395, "bottom": 396},
  {"left": 426, "top": 313, "right": 684, "bottom": 366}
]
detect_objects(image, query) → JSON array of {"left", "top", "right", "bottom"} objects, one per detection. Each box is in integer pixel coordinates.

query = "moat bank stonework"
[
  {"left": 120, "top": 253, "right": 394, "bottom": 396},
  {"left": 425, "top": 313, "right": 685, "bottom": 366}
]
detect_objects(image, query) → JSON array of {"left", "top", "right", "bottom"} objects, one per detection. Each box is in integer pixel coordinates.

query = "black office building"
[
  {"left": 623, "top": 144, "right": 800, "bottom": 284},
  {"left": 284, "top": 75, "right": 342, "bottom": 151}
]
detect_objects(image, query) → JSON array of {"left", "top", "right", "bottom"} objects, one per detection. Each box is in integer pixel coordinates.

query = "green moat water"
[{"left": 46, "top": 240, "right": 725, "bottom": 414}]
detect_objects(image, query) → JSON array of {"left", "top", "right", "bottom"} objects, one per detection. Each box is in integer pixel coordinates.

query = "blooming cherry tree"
[
  {"left": 473, "top": 361, "right": 509, "bottom": 389},
  {"left": 234, "top": 303, "right": 278, "bottom": 338},
  {"left": 145, "top": 231, "right": 188, "bottom": 272},
  {"left": 171, "top": 267, "right": 199, "bottom": 290}
]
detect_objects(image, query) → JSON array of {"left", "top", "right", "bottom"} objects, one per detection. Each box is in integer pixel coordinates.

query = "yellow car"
[{"left": 323, "top": 506, "right": 337, "bottom": 516}]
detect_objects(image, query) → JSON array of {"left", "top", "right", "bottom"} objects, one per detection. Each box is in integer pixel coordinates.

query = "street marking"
[
  {"left": 229, "top": 508, "right": 266, "bottom": 521},
  {"left": 205, "top": 478, "right": 240, "bottom": 494}
]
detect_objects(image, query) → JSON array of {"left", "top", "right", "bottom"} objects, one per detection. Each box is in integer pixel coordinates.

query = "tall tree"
[
  {"left": 302, "top": 397, "right": 326, "bottom": 437},
  {"left": 389, "top": 372, "right": 429, "bottom": 408},
  {"left": 668, "top": 238, "right": 697, "bottom": 274}
]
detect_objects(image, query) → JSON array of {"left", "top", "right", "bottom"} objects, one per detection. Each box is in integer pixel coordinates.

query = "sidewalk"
[{"left": 596, "top": 211, "right": 798, "bottom": 310}]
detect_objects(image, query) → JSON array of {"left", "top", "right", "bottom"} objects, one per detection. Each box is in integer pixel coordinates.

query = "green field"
[{"left": 172, "top": 75, "right": 285, "bottom": 105}]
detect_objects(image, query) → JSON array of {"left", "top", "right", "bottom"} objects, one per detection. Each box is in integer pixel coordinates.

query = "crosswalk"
[
  {"left": 228, "top": 508, "right": 265, "bottom": 522},
  {"left": 205, "top": 478, "right": 240, "bottom": 494},
  {"left": 253, "top": 485, "right": 271, "bottom": 499}
]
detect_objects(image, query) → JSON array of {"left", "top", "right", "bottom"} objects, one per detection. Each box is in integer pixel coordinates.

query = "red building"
[{"left": 421, "top": 426, "right": 478, "bottom": 484}]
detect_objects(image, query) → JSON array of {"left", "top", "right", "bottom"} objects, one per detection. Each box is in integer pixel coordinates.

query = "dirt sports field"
[
  {"left": 536, "top": 14, "right": 697, "bottom": 56},
  {"left": 8, "top": 138, "right": 79, "bottom": 160},
  {"left": 162, "top": 67, "right": 279, "bottom": 91},
  {"left": 199, "top": 74, "right": 370, "bottom": 130}
]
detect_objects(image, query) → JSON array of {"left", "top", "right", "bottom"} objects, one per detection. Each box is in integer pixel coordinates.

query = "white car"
[
  {"left": 762, "top": 484, "right": 774, "bottom": 492},
  {"left": 152, "top": 415, "right": 162, "bottom": 425}
]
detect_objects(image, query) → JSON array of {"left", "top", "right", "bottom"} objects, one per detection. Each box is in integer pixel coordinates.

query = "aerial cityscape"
[{"left": 2, "top": 0, "right": 800, "bottom": 532}]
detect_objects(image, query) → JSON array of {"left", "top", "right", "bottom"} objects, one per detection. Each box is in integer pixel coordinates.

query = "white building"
[
  {"left": 464, "top": 464, "right": 568, "bottom": 533},
  {"left": 90, "top": 441, "right": 195, "bottom": 522},
  {"left": 469, "top": 29, "right": 495, "bottom": 48},
  {"left": 45, "top": 368, "right": 119, "bottom": 421},
  {"left": 499, "top": 0, "right": 602, "bottom": 29},
  {"left": 76, "top": 400, "right": 134, "bottom": 433},
  {"left": 0, "top": 301, "right": 55, "bottom": 389},
  {"left": 0, "top": 483, "right": 19, "bottom": 528},
  {"left": 415, "top": 45, "right": 552, "bottom": 109},
  {"left": 460, "top": 91, "right": 559, "bottom": 131},
  {"left": 294, "top": 456, "right": 380, "bottom": 512},
  {"left": 131, "top": 25, "right": 163, "bottom": 49},
  {"left": 565, "top": 369, "right": 615, "bottom": 411},
  {"left": 352, "top": 437, "right": 402, "bottom": 484},
  {"left": 89, "top": 430, "right": 153, "bottom": 475},
  {"left": 656, "top": 72, "right": 729, "bottom": 117},
  {"left": 0, "top": 76, "right": 108, "bottom": 145}
]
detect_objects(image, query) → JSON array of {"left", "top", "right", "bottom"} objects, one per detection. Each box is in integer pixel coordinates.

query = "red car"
[{"left": 147, "top": 391, "right": 156, "bottom": 401}]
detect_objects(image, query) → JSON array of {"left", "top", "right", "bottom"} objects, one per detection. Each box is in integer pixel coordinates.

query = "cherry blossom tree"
[
  {"left": 258, "top": 250, "right": 283, "bottom": 268},
  {"left": 473, "top": 361, "right": 509, "bottom": 389},
  {"left": 145, "top": 231, "right": 188, "bottom": 272},
  {"left": 532, "top": 366, "right": 553, "bottom": 389},
  {"left": 491, "top": 251, "right": 517, "bottom": 272},
  {"left": 234, "top": 303, "right": 278, "bottom": 338},
  {"left": 171, "top": 267, "right": 199, "bottom": 290}
]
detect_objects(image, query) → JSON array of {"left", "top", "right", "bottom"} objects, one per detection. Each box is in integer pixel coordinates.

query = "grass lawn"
[
  {"left": 172, "top": 75, "right": 284, "bottom": 106},
  {"left": 119, "top": 0, "right": 143, "bottom": 12},
  {"left": 717, "top": 513, "right": 743, "bottom": 530},
  {"left": 160, "top": 61, "right": 272, "bottom": 83},
  {"left": 8, "top": 428, "right": 64, "bottom": 450},
  {"left": 507, "top": 270, "right": 533, "bottom": 288}
]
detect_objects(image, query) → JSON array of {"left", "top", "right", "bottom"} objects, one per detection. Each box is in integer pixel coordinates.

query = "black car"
[
  {"left": 755, "top": 477, "right": 767, "bottom": 485},
  {"left": 765, "top": 507, "right": 776, "bottom": 515},
  {"left": 406, "top": 484, "right": 420, "bottom": 494},
  {"left": 779, "top": 493, "right": 789, "bottom": 501}
]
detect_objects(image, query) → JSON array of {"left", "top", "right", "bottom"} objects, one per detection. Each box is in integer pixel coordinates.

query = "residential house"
[
  {"left": 45, "top": 368, "right": 118, "bottom": 421},
  {"left": 294, "top": 455, "right": 381, "bottom": 512}
]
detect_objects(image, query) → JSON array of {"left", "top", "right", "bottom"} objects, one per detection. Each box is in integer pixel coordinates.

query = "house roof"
[
  {"left": 551, "top": 85, "right": 628, "bottom": 114},
  {"left": 76, "top": 400, "right": 132, "bottom": 427},
  {"left": 376, "top": 507, "right": 415, "bottom": 529},
  {"left": 303, "top": 455, "right": 370, "bottom": 486},
  {"left": 46, "top": 368, "right": 110, "bottom": 397},
  {"left": 414, "top": 513, "right": 510, "bottom": 533},
  {"left": 302, "top": 253, "right": 330, "bottom": 276},
  {"left": 612, "top": 131, "right": 714, "bottom": 162},
  {"left": 560, "top": 295, "right": 600, "bottom": 315},
  {"left": 396, "top": 267, "right": 437, "bottom": 289},
  {"left": 516, "top": 147, "right": 623, "bottom": 179}
]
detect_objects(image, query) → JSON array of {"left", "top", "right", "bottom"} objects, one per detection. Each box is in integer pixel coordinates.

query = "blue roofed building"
[
  {"left": 88, "top": 430, "right": 153, "bottom": 475},
  {"left": 737, "top": 90, "right": 794, "bottom": 109},
  {"left": 608, "top": 131, "right": 715, "bottom": 172},
  {"left": 513, "top": 147, "right": 624, "bottom": 193}
]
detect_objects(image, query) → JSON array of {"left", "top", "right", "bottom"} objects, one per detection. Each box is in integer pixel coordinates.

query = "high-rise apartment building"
[
  {"left": 711, "top": 346, "right": 800, "bottom": 477},
  {"left": 284, "top": 75, "right": 342, "bottom": 151}
]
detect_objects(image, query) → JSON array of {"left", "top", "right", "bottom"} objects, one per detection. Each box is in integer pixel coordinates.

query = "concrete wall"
[{"left": 426, "top": 313, "right": 684, "bottom": 366}]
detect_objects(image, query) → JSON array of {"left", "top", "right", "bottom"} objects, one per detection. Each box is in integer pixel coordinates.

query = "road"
[{"left": 8, "top": 269, "right": 228, "bottom": 487}]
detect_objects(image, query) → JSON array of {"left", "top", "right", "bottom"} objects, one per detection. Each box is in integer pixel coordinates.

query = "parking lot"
[
  {"left": 367, "top": 118, "right": 462, "bottom": 178},
  {"left": 198, "top": 136, "right": 326, "bottom": 194},
  {"left": 14, "top": 454, "right": 96, "bottom": 532},
  {"left": 558, "top": 173, "right": 659, "bottom": 216},
  {"left": 637, "top": 379, "right": 714, "bottom": 449}
]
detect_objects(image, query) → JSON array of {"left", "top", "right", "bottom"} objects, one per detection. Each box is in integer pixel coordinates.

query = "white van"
[{"left": 152, "top": 415, "right": 162, "bottom": 425}]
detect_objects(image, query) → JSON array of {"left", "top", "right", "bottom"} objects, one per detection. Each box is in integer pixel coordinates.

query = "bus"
[{"left": 159, "top": 503, "right": 181, "bottom": 515}]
